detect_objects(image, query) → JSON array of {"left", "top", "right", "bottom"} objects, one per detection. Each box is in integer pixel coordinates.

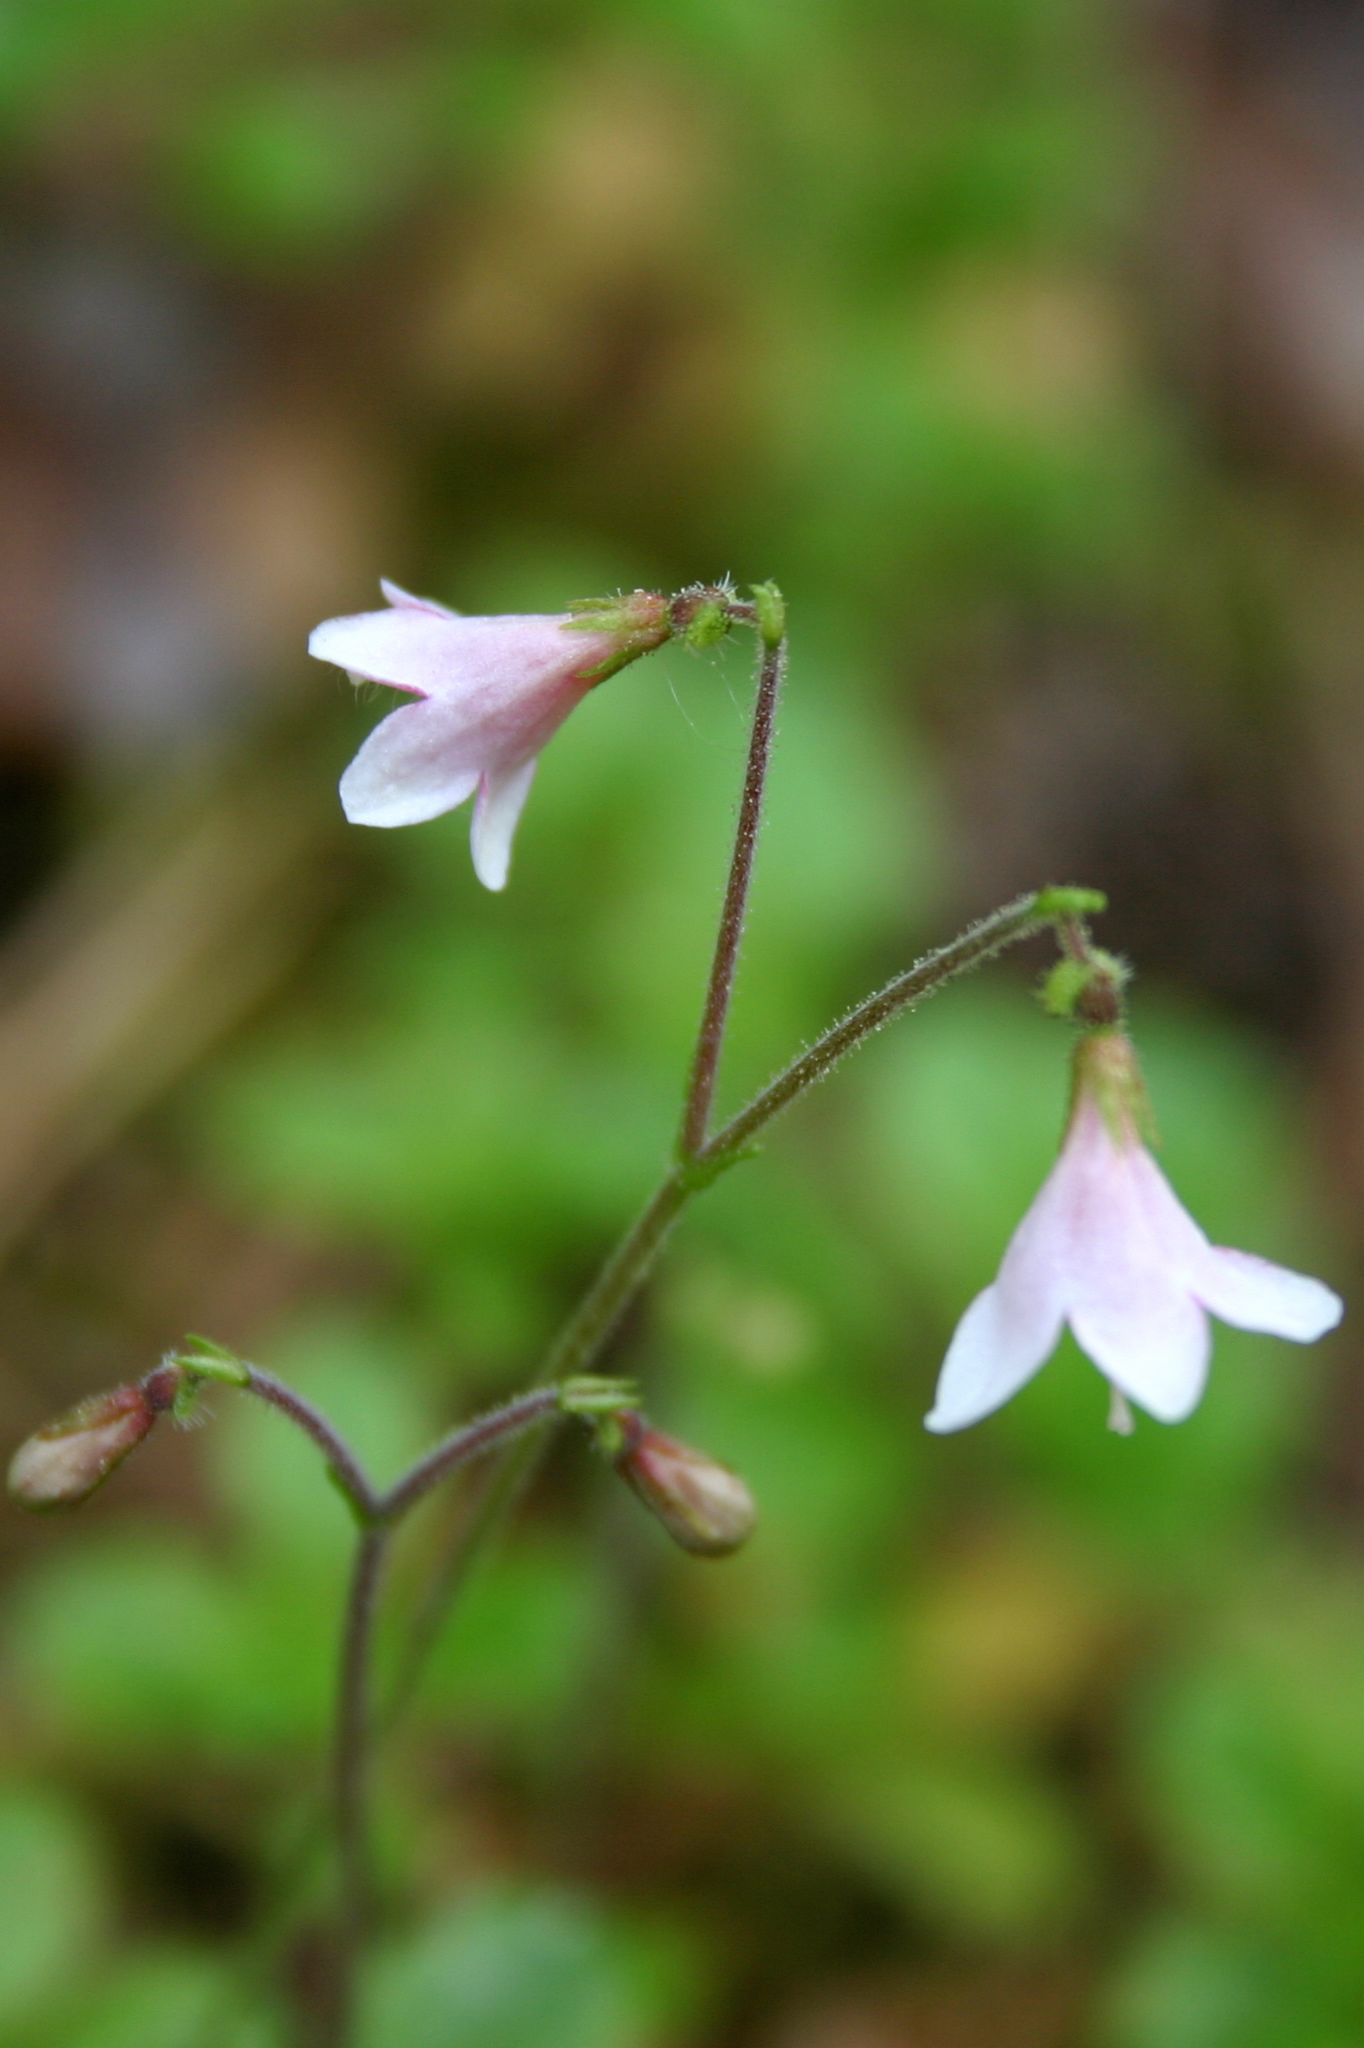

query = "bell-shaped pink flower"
[
  {"left": 926, "top": 1030, "right": 1342, "bottom": 1433},
  {"left": 309, "top": 581, "right": 670, "bottom": 889}
]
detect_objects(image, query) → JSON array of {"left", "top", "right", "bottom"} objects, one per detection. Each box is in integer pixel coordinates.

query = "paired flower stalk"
[
  {"left": 8, "top": 1346, "right": 753, "bottom": 1559},
  {"left": 7, "top": 572, "right": 1345, "bottom": 2045}
]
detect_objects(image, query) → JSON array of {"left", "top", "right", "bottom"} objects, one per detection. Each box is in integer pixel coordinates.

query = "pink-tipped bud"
[
  {"left": 8, "top": 1385, "right": 158, "bottom": 1511},
  {"left": 613, "top": 1412, "right": 756, "bottom": 1558}
]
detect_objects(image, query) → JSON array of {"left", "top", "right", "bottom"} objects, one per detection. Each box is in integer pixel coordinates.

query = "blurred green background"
[{"left": 2, "top": 0, "right": 1364, "bottom": 2042}]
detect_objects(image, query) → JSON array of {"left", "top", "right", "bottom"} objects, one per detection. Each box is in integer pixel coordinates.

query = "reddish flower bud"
[
  {"left": 613, "top": 1412, "right": 756, "bottom": 1558},
  {"left": 8, "top": 1385, "right": 157, "bottom": 1511}
]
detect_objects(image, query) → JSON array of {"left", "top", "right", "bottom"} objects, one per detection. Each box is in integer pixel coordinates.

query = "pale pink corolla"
[
  {"left": 926, "top": 1032, "right": 1342, "bottom": 1433},
  {"left": 309, "top": 581, "right": 670, "bottom": 889}
]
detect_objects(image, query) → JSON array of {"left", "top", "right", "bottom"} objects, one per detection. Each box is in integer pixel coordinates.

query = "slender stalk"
[
  {"left": 210, "top": 887, "right": 1073, "bottom": 2029},
  {"left": 542, "top": 899, "right": 1054, "bottom": 1383},
  {"left": 542, "top": 1173, "right": 690, "bottom": 1383},
  {"left": 330, "top": 1525, "right": 388, "bottom": 2046},
  {"left": 679, "top": 630, "right": 787, "bottom": 1157},
  {"left": 375, "top": 1178, "right": 690, "bottom": 1726},
  {"left": 698, "top": 891, "right": 1055, "bottom": 1167},
  {"left": 377, "top": 1387, "right": 564, "bottom": 1523},
  {"left": 245, "top": 1367, "right": 378, "bottom": 1524}
]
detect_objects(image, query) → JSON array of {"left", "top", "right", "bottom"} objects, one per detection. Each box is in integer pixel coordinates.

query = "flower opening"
[
  {"left": 926, "top": 1030, "right": 1342, "bottom": 1433},
  {"left": 310, "top": 581, "right": 670, "bottom": 889}
]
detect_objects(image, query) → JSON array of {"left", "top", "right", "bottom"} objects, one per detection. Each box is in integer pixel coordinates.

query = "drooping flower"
[
  {"left": 309, "top": 581, "right": 671, "bottom": 889},
  {"left": 926, "top": 1029, "right": 1342, "bottom": 1433}
]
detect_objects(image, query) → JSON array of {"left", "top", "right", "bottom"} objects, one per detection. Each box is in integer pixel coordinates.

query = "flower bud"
[
  {"left": 8, "top": 1385, "right": 157, "bottom": 1511},
  {"left": 613, "top": 1412, "right": 756, "bottom": 1558}
]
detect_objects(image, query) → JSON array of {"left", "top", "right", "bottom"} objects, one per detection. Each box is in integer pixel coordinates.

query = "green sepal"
[
  {"left": 558, "top": 1375, "right": 639, "bottom": 1419},
  {"left": 750, "top": 580, "right": 785, "bottom": 649},
  {"left": 681, "top": 596, "right": 732, "bottom": 651},
  {"left": 171, "top": 1379, "right": 202, "bottom": 1426},
  {"left": 1033, "top": 885, "right": 1108, "bottom": 921},
  {"left": 172, "top": 1334, "right": 250, "bottom": 1388},
  {"left": 591, "top": 1413, "right": 628, "bottom": 1460},
  {"left": 1072, "top": 1027, "right": 1157, "bottom": 1147},
  {"left": 1040, "top": 948, "right": 1130, "bottom": 1025},
  {"left": 1040, "top": 958, "right": 1094, "bottom": 1019},
  {"left": 563, "top": 591, "right": 672, "bottom": 683}
]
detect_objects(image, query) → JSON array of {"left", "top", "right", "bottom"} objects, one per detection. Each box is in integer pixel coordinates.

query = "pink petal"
[
  {"left": 1069, "top": 1283, "right": 1211, "bottom": 1423},
  {"left": 1052, "top": 1111, "right": 1213, "bottom": 1422},
  {"left": 309, "top": 610, "right": 586, "bottom": 706},
  {"left": 470, "top": 757, "right": 538, "bottom": 891},
  {"left": 378, "top": 578, "right": 460, "bottom": 617},
  {"left": 339, "top": 698, "right": 481, "bottom": 827},
  {"left": 1194, "top": 1246, "right": 1343, "bottom": 1342},
  {"left": 925, "top": 1106, "right": 1095, "bottom": 1432},
  {"left": 925, "top": 1277, "right": 1066, "bottom": 1432}
]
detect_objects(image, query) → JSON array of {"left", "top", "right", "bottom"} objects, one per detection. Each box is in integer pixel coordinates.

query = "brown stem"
[
  {"left": 541, "top": 1174, "right": 690, "bottom": 1385},
  {"left": 381, "top": 1428, "right": 539, "bottom": 1728},
  {"left": 678, "top": 630, "right": 787, "bottom": 1157},
  {"left": 697, "top": 892, "right": 1054, "bottom": 1166},
  {"left": 330, "top": 1525, "right": 388, "bottom": 2045},
  {"left": 376, "top": 1387, "right": 564, "bottom": 1523},
  {"left": 245, "top": 1367, "right": 378, "bottom": 1524},
  {"left": 379, "top": 891, "right": 1069, "bottom": 1730}
]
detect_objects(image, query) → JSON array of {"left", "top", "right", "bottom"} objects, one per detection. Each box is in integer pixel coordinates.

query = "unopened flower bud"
[
  {"left": 613, "top": 1412, "right": 756, "bottom": 1558},
  {"left": 8, "top": 1385, "right": 158, "bottom": 1511}
]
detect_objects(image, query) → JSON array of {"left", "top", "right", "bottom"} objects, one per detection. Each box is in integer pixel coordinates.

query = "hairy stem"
[
  {"left": 679, "top": 629, "right": 787, "bottom": 1157},
  {"left": 381, "top": 1430, "right": 539, "bottom": 1728},
  {"left": 245, "top": 1366, "right": 378, "bottom": 1524},
  {"left": 542, "top": 1174, "right": 690, "bottom": 1384},
  {"left": 699, "top": 891, "right": 1055, "bottom": 1166},
  {"left": 330, "top": 1525, "right": 388, "bottom": 2045},
  {"left": 375, "top": 1178, "right": 691, "bottom": 1726},
  {"left": 384, "top": 890, "right": 1081, "bottom": 1723},
  {"left": 377, "top": 1387, "right": 564, "bottom": 1523}
]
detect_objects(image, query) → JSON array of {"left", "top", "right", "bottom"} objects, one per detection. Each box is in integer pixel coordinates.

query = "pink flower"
[
  {"left": 926, "top": 1031, "right": 1342, "bottom": 1433},
  {"left": 309, "top": 581, "right": 670, "bottom": 889}
]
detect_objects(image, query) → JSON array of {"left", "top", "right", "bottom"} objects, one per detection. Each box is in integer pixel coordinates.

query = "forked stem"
[{"left": 231, "top": 1374, "right": 577, "bottom": 2045}]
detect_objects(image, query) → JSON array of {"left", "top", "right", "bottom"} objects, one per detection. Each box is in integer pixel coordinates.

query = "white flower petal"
[
  {"left": 1043, "top": 1110, "right": 1210, "bottom": 1422},
  {"left": 1122, "top": 1144, "right": 1214, "bottom": 1270},
  {"left": 1194, "top": 1246, "right": 1343, "bottom": 1343},
  {"left": 925, "top": 1278, "right": 1066, "bottom": 1432},
  {"left": 310, "top": 609, "right": 584, "bottom": 706},
  {"left": 339, "top": 699, "right": 481, "bottom": 827},
  {"left": 379, "top": 578, "right": 460, "bottom": 617},
  {"left": 1069, "top": 1283, "right": 1210, "bottom": 1423},
  {"left": 470, "top": 757, "right": 538, "bottom": 891},
  {"left": 924, "top": 1033, "right": 1346, "bottom": 1438}
]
